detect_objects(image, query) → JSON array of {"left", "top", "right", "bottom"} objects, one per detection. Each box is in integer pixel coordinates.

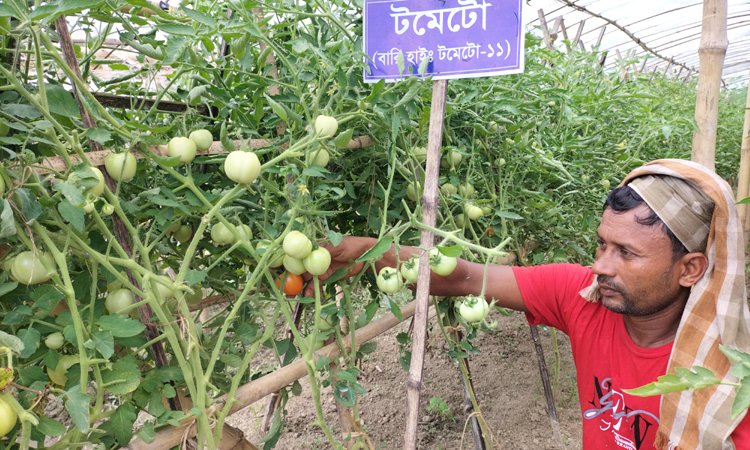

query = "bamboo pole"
[
  {"left": 124, "top": 301, "right": 421, "bottom": 450},
  {"left": 736, "top": 74, "right": 750, "bottom": 235},
  {"left": 691, "top": 0, "right": 728, "bottom": 170},
  {"left": 529, "top": 325, "right": 564, "bottom": 449},
  {"left": 38, "top": 135, "right": 374, "bottom": 172},
  {"left": 403, "top": 79, "right": 448, "bottom": 450}
]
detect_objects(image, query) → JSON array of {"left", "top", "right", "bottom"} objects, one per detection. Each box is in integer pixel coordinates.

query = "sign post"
[{"left": 362, "top": 2, "right": 523, "bottom": 448}]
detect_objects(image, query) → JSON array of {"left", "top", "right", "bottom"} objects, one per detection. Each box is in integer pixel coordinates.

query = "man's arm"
[{"left": 320, "top": 236, "right": 528, "bottom": 312}]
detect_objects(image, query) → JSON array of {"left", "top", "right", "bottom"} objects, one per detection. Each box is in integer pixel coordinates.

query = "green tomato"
[
  {"left": 458, "top": 296, "right": 490, "bottom": 323},
  {"left": 173, "top": 224, "right": 192, "bottom": 243},
  {"left": 11, "top": 251, "right": 53, "bottom": 285},
  {"left": 224, "top": 150, "right": 261, "bottom": 184},
  {"left": 101, "top": 202, "right": 114, "bottom": 216},
  {"left": 44, "top": 332, "right": 64, "bottom": 350},
  {"left": 406, "top": 182, "right": 421, "bottom": 202},
  {"left": 257, "top": 240, "right": 284, "bottom": 268},
  {"left": 400, "top": 257, "right": 419, "bottom": 283},
  {"left": 283, "top": 255, "right": 306, "bottom": 275},
  {"left": 455, "top": 214, "right": 466, "bottom": 228},
  {"left": 303, "top": 248, "right": 331, "bottom": 276},
  {"left": 189, "top": 129, "right": 213, "bottom": 151},
  {"left": 69, "top": 167, "right": 105, "bottom": 197},
  {"left": 0, "top": 396, "right": 17, "bottom": 438},
  {"left": 411, "top": 146, "right": 427, "bottom": 163},
  {"left": 440, "top": 183, "right": 458, "bottom": 197},
  {"left": 185, "top": 287, "right": 203, "bottom": 306},
  {"left": 283, "top": 231, "right": 312, "bottom": 259},
  {"left": 314, "top": 115, "right": 338, "bottom": 138},
  {"left": 376, "top": 267, "right": 403, "bottom": 294},
  {"left": 211, "top": 222, "right": 234, "bottom": 246},
  {"left": 0, "top": 121, "right": 9, "bottom": 137},
  {"left": 441, "top": 149, "right": 463, "bottom": 169},
  {"left": 429, "top": 247, "right": 458, "bottom": 277},
  {"left": 464, "top": 203, "right": 484, "bottom": 221},
  {"left": 82, "top": 200, "right": 95, "bottom": 214},
  {"left": 105, "top": 288, "right": 134, "bottom": 315},
  {"left": 167, "top": 136, "right": 197, "bottom": 164},
  {"left": 236, "top": 224, "right": 253, "bottom": 242},
  {"left": 458, "top": 183, "right": 475, "bottom": 198},
  {"left": 47, "top": 354, "right": 79, "bottom": 386},
  {"left": 311, "top": 148, "right": 330, "bottom": 167},
  {"left": 104, "top": 152, "right": 137, "bottom": 182}
]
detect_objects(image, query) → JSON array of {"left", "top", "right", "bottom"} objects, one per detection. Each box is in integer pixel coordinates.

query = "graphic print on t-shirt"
[{"left": 583, "top": 376, "right": 660, "bottom": 450}]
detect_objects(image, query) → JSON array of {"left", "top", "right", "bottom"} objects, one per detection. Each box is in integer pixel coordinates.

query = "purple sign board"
[{"left": 363, "top": 0, "right": 524, "bottom": 82}]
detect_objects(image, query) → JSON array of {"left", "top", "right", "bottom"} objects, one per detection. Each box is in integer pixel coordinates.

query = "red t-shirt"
[{"left": 512, "top": 263, "right": 750, "bottom": 450}]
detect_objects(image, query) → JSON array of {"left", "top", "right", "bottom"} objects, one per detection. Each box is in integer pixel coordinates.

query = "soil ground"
[{"left": 228, "top": 311, "right": 583, "bottom": 449}]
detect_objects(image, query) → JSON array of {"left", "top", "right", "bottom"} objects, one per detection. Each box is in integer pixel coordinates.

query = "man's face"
[{"left": 592, "top": 205, "right": 686, "bottom": 316}]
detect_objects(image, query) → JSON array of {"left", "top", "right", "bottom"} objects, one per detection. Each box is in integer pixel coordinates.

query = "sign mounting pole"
[{"left": 403, "top": 78, "right": 448, "bottom": 449}]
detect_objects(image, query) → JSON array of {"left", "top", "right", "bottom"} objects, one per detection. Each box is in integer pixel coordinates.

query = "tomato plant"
[
  {"left": 44, "top": 332, "right": 65, "bottom": 350},
  {"left": 105, "top": 288, "right": 135, "bottom": 315},
  {"left": 458, "top": 296, "right": 490, "bottom": 323},
  {"left": 429, "top": 247, "right": 458, "bottom": 276},
  {"left": 283, "top": 230, "right": 312, "bottom": 259},
  {"left": 224, "top": 150, "right": 261, "bottom": 184},
  {"left": 376, "top": 267, "right": 403, "bottom": 294},
  {"left": 189, "top": 129, "right": 214, "bottom": 151},
  {"left": 314, "top": 115, "right": 338, "bottom": 138},
  {"left": 167, "top": 136, "right": 197, "bottom": 164},
  {"left": 275, "top": 272, "right": 304, "bottom": 296},
  {"left": 400, "top": 256, "right": 419, "bottom": 283},
  {"left": 303, "top": 247, "right": 331, "bottom": 276},
  {"left": 10, "top": 251, "right": 53, "bottom": 285},
  {"left": 0, "top": 396, "right": 17, "bottom": 438},
  {"left": 103, "top": 152, "right": 137, "bottom": 182}
]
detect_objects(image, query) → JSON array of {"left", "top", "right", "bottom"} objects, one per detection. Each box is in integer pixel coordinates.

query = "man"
[{"left": 319, "top": 159, "right": 750, "bottom": 449}]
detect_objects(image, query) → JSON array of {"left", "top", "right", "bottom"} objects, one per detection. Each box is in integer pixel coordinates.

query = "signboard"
[{"left": 363, "top": 0, "right": 524, "bottom": 82}]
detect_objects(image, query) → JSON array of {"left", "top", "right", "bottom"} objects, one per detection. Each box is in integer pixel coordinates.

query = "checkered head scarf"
[{"left": 581, "top": 159, "right": 750, "bottom": 449}]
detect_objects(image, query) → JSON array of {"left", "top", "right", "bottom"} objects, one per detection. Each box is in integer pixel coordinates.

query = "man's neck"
[{"left": 622, "top": 300, "right": 687, "bottom": 348}]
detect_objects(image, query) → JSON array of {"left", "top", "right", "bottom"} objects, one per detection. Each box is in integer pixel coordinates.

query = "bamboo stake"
[
  {"left": 735, "top": 73, "right": 750, "bottom": 235},
  {"left": 452, "top": 329, "right": 487, "bottom": 450},
  {"left": 38, "top": 135, "right": 374, "bottom": 172},
  {"left": 691, "top": 0, "right": 728, "bottom": 170},
  {"left": 403, "top": 79, "right": 448, "bottom": 450},
  {"left": 529, "top": 325, "right": 564, "bottom": 449},
  {"left": 124, "top": 301, "right": 422, "bottom": 450},
  {"left": 53, "top": 16, "right": 179, "bottom": 410}
]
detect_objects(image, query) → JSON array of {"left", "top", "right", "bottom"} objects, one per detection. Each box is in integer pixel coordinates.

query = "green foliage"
[{"left": 0, "top": 0, "right": 744, "bottom": 447}]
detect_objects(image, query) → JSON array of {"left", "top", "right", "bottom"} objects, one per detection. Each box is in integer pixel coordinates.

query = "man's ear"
[{"left": 678, "top": 252, "right": 709, "bottom": 287}]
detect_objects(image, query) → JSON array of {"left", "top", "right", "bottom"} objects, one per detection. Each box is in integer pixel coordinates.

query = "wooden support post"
[
  {"left": 403, "top": 79, "right": 448, "bottom": 450},
  {"left": 735, "top": 73, "right": 750, "bottom": 236},
  {"left": 594, "top": 25, "right": 607, "bottom": 49},
  {"left": 691, "top": 0, "right": 728, "bottom": 171},
  {"left": 537, "top": 9, "right": 554, "bottom": 50},
  {"left": 573, "top": 20, "right": 585, "bottom": 49},
  {"left": 530, "top": 325, "right": 564, "bottom": 449}
]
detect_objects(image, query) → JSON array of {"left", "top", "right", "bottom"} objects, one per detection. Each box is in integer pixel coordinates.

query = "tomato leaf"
[
  {"left": 58, "top": 199, "right": 85, "bottom": 233},
  {"left": 0, "top": 200, "right": 14, "bottom": 239},
  {"left": 14, "top": 188, "right": 43, "bottom": 224},
  {"left": 264, "top": 94, "right": 287, "bottom": 122},
  {"left": 388, "top": 299, "right": 402, "bottom": 321},
  {"left": 91, "top": 330, "right": 114, "bottom": 359},
  {"left": 720, "top": 345, "right": 750, "bottom": 378},
  {"left": 334, "top": 128, "right": 354, "bottom": 148},
  {"left": 0, "top": 330, "right": 22, "bottom": 355},
  {"left": 219, "top": 121, "right": 235, "bottom": 152},
  {"left": 36, "top": 416, "right": 66, "bottom": 437},
  {"left": 0, "top": 281, "right": 17, "bottom": 299},
  {"left": 17, "top": 328, "right": 39, "bottom": 358},
  {"left": 184, "top": 269, "right": 207, "bottom": 286},
  {"left": 355, "top": 236, "right": 393, "bottom": 263},
  {"left": 84, "top": 128, "right": 112, "bottom": 145},
  {"left": 436, "top": 245, "right": 462, "bottom": 257},
  {"left": 733, "top": 377, "right": 750, "bottom": 418},
  {"left": 101, "top": 402, "right": 137, "bottom": 446},
  {"left": 98, "top": 315, "right": 145, "bottom": 338},
  {"left": 65, "top": 385, "right": 91, "bottom": 432},
  {"left": 101, "top": 355, "right": 141, "bottom": 395}
]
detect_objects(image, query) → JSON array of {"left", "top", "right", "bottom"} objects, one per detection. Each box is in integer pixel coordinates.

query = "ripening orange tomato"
[{"left": 275, "top": 272, "right": 304, "bottom": 296}]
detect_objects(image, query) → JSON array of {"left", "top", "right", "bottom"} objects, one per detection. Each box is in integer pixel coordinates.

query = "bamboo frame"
[{"left": 691, "top": 0, "right": 728, "bottom": 170}]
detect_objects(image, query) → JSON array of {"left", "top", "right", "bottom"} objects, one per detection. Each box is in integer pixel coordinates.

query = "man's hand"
[{"left": 302, "top": 236, "right": 381, "bottom": 296}]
